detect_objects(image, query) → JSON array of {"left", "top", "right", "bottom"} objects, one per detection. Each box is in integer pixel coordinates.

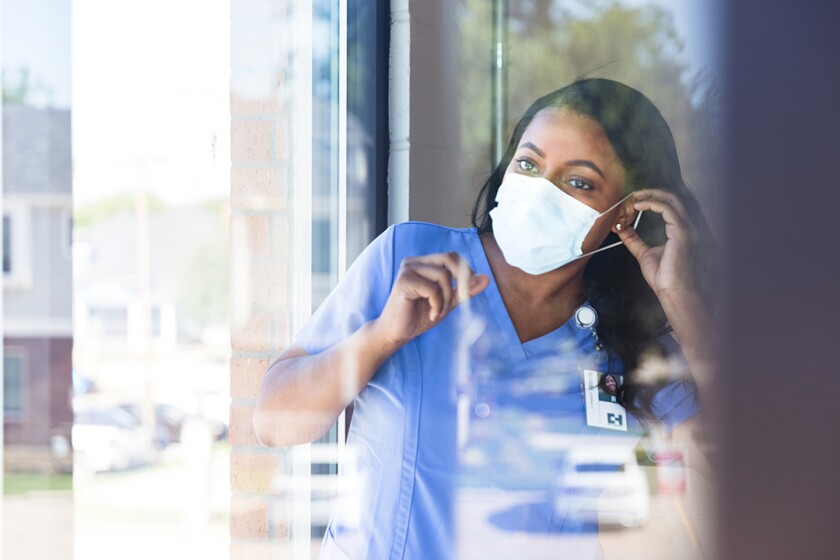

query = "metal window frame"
[{"left": 288, "top": 0, "right": 390, "bottom": 553}]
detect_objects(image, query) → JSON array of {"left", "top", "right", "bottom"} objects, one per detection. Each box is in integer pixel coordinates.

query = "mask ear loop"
[{"left": 570, "top": 192, "right": 644, "bottom": 263}]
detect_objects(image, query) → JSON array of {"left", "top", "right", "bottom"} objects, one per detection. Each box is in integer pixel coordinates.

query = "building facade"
[{"left": 3, "top": 105, "right": 74, "bottom": 473}]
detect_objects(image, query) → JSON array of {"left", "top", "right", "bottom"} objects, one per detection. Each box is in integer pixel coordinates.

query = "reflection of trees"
[
  {"left": 179, "top": 202, "right": 230, "bottom": 332},
  {"left": 460, "top": 0, "right": 721, "bottom": 209},
  {"left": 2, "top": 68, "right": 55, "bottom": 106}
]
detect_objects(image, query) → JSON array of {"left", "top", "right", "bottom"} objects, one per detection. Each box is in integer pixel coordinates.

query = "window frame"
[{"left": 287, "top": 0, "right": 391, "bottom": 551}]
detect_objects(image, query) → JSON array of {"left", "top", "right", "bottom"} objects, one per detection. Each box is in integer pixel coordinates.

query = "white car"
[
  {"left": 73, "top": 403, "right": 156, "bottom": 473},
  {"left": 555, "top": 446, "right": 650, "bottom": 528}
]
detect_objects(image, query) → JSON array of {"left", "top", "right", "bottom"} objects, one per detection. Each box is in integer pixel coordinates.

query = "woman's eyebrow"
[
  {"left": 565, "top": 159, "right": 606, "bottom": 180},
  {"left": 519, "top": 142, "right": 607, "bottom": 180},
  {"left": 518, "top": 141, "right": 545, "bottom": 157}
]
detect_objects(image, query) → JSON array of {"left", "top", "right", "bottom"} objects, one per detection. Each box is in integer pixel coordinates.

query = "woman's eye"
[
  {"left": 517, "top": 159, "right": 538, "bottom": 173},
  {"left": 567, "top": 178, "right": 594, "bottom": 191}
]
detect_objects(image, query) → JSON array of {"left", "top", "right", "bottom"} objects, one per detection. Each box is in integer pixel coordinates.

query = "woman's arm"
[
  {"left": 253, "top": 252, "right": 490, "bottom": 447},
  {"left": 253, "top": 321, "right": 402, "bottom": 447}
]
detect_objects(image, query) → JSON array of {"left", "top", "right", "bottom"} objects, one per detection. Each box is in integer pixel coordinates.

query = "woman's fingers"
[
  {"left": 616, "top": 225, "right": 651, "bottom": 262},
  {"left": 632, "top": 189, "right": 691, "bottom": 224},
  {"left": 399, "top": 252, "right": 489, "bottom": 321},
  {"left": 412, "top": 252, "right": 473, "bottom": 300},
  {"left": 403, "top": 262, "right": 455, "bottom": 314},
  {"left": 405, "top": 252, "right": 482, "bottom": 305},
  {"left": 632, "top": 198, "right": 689, "bottom": 243},
  {"left": 464, "top": 273, "right": 491, "bottom": 301},
  {"left": 399, "top": 267, "right": 446, "bottom": 321}
]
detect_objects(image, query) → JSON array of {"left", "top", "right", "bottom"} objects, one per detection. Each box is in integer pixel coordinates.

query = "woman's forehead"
[
  {"left": 522, "top": 108, "right": 611, "bottom": 149},
  {"left": 520, "top": 108, "right": 626, "bottom": 180}
]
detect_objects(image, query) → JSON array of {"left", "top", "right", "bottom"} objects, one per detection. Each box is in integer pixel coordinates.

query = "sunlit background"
[
  {"left": 4, "top": 0, "right": 231, "bottom": 557},
  {"left": 3, "top": 0, "right": 721, "bottom": 558}
]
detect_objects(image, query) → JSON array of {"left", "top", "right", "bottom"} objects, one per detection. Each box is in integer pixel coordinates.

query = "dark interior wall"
[
  {"left": 406, "top": 0, "right": 471, "bottom": 227},
  {"left": 720, "top": 2, "right": 840, "bottom": 559}
]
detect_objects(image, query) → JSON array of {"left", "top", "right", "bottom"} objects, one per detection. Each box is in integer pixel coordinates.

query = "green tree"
[
  {"left": 178, "top": 201, "right": 230, "bottom": 333},
  {"left": 2, "top": 68, "right": 55, "bottom": 106},
  {"left": 458, "top": 0, "right": 721, "bottom": 209}
]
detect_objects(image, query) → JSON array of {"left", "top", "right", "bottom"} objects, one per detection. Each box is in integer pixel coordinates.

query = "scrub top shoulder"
[{"left": 294, "top": 222, "right": 699, "bottom": 560}]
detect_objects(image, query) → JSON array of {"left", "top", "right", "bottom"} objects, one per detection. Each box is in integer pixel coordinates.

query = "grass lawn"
[{"left": 3, "top": 473, "right": 73, "bottom": 495}]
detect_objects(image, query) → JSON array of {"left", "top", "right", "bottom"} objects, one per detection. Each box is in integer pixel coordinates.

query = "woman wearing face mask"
[{"left": 255, "top": 78, "right": 715, "bottom": 559}]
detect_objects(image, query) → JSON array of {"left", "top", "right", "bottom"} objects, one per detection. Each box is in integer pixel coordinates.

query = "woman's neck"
[{"left": 480, "top": 232, "right": 588, "bottom": 342}]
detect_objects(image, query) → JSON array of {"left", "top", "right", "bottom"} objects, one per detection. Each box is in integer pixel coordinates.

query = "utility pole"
[{"left": 134, "top": 172, "right": 155, "bottom": 453}]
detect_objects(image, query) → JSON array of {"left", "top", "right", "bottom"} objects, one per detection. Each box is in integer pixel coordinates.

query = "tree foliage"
[
  {"left": 458, "top": 0, "right": 721, "bottom": 210},
  {"left": 2, "top": 68, "right": 55, "bottom": 106}
]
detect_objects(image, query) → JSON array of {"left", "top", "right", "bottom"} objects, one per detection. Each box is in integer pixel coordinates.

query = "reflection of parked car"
[
  {"left": 72, "top": 370, "right": 97, "bottom": 396},
  {"left": 119, "top": 402, "right": 228, "bottom": 448},
  {"left": 72, "top": 403, "right": 156, "bottom": 473},
  {"left": 556, "top": 447, "right": 650, "bottom": 528}
]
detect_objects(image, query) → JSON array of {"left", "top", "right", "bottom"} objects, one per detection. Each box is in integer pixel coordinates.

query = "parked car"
[
  {"left": 73, "top": 402, "right": 156, "bottom": 473},
  {"left": 556, "top": 446, "right": 650, "bottom": 528},
  {"left": 119, "top": 402, "right": 228, "bottom": 448},
  {"left": 72, "top": 369, "right": 97, "bottom": 396}
]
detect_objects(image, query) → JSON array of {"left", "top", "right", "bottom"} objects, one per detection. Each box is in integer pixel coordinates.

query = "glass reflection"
[
  {"left": 450, "top": 2, "right": 720, "bottom": 556},
  {"left": 3, "top": 0, "right": 74, "bottom": 557},
  {"left": 455, "top": 325, "right": 709, "bottom": 559}
]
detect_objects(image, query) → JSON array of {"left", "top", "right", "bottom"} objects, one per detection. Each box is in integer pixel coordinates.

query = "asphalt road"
[
  {"left": 3, "top": 443, "right": 230, "bottom": 560},
  {"left": 454, "top": 467, "right": 715, "bottom": 560},
  {"left": 3, "top": 449, "right": 715, "bottom": 560}
]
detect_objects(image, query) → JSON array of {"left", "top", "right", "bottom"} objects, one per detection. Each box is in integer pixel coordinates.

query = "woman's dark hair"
[{"left": 471, "top": 78, "right": 715, "bottom": 421}]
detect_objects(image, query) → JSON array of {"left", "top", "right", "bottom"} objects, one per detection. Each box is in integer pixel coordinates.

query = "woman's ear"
[{"left": 610, "top": 197, "right": 638, "bottom": 233}]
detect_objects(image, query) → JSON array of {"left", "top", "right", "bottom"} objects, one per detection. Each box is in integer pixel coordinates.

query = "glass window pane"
[
  {"left": 454, "top": 1, "right": 720, "bottom": 558},
  {"left": 3, "top": 2, "right": 74, "bottom": 558},
  {"left": 3, "top": 355, "right": 23, "bottom": 414}
]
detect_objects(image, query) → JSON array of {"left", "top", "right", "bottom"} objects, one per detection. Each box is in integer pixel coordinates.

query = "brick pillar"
[{"left": 229, "top": 1, "right": 296, "bottom": 557}]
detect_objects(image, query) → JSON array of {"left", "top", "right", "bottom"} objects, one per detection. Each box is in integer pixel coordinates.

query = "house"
[{"left": 3, "top": 105, "right": 74, "bottom": 473}]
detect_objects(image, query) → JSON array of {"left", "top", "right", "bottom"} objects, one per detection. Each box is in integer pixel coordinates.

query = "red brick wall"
[
  {"left": 229, "top": 0, "right": 296, "bottom": 556},
  {"left": 3, "top": 336, "right": 73, "bottom": 473}
]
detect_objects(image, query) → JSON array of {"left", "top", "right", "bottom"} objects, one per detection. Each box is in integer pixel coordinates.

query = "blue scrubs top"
[{"left": 295, "top": 222, "right": 699, "bottom": 560}]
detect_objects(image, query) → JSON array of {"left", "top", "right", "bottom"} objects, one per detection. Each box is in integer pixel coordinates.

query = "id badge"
[{"left": 583, "top": 369, "right": 628, "bottom": 431}]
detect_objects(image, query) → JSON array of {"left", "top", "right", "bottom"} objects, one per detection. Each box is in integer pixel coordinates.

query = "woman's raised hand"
[
  {"left": 254, "top": 252, "right": 487, "bottom": 447},
  {"left": 616, "top": 188, "right": 697, "bottom": 300},
  {"left": 373, "top": 252, "right": 490, "bottom": 348}
]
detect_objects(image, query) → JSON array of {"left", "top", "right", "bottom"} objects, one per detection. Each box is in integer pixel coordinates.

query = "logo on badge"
[{"left": 607, "top": 413, "right": 624, "bottom": 426}]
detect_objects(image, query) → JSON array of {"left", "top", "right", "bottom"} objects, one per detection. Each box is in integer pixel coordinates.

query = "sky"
[
  {"left": 2, "top": 0, "right": 72, "bottom": 108},
  {"left": 71, "top": 0, "right": 231, "bottom": 207}
]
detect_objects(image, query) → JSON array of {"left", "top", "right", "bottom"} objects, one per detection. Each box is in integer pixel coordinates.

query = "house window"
[
  {"left": 2, "top": 205, "right": 33, "bottom": 289},
  {"left": 3, "top": 351, "right": 26, "bottom": 417}
]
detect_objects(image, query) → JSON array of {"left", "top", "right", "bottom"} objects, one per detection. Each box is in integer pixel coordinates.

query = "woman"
[{"left": 254, "top": 78, "right": 715, "bottom": 558}]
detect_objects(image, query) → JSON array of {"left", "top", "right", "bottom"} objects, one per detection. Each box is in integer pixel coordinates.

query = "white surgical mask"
[{"left": 489, "top": 172, "right": 642, "bottom": 275}]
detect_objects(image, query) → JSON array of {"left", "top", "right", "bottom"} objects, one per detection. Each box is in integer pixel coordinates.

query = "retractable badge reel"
[
  {"left": 574, "top": 305, "right": 597, "bottom": 328},
  {"left": 574, "top": 304, "right": 601, "bottom": 351}
]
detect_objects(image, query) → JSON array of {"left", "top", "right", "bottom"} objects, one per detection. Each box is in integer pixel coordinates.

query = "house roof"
[{"left": 3, "top": 105, "right": 72, "bottom": 195}]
